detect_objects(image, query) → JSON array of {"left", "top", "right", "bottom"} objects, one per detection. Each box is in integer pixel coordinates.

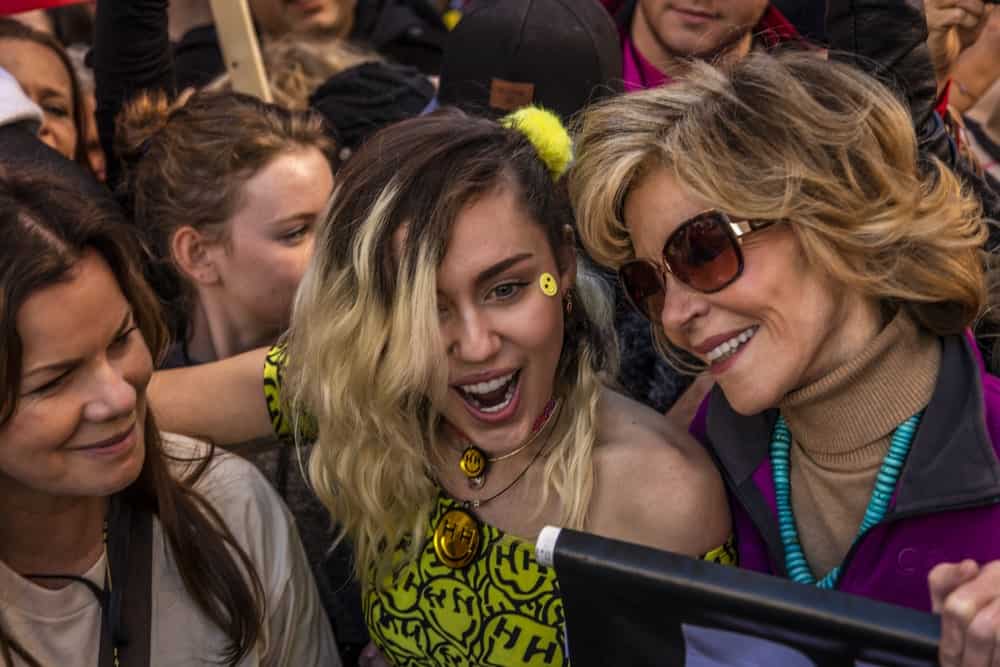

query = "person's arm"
[
  {"left": 168, "top": 0, "right": 214, "bottom": 40},
  {"left": 148, "top": 346, "right": 273, "bottom": 445},
  {"left": 92, "top": 0, "right": 175, "bottom": 189},
  {"left": 924, "top": 0, "right": 990, "bottom": 90},
  {"left": 947, "top": 8, "right": 1000, "bottom": 114},
  {"left": 825, "top": 0, "right": 1000, "bottom": 253}
]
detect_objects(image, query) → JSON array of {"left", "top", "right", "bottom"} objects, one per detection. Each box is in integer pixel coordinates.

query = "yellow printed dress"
[
  {"left": 262, "top": 345, "right": 737, "bottom": 666},
  {"left": 366, "top": 494, "right": 569, "bottom": 667}
]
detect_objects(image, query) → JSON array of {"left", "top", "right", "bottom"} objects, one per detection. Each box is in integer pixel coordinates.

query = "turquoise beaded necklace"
[{"left": 770, "top": 410, "right": 923, "bottom": 589}]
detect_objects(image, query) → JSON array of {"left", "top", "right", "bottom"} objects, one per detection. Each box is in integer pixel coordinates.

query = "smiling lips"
[
  {"left": 455, "top": 370, "right": 520, "bottom": 414},
  {"left": 291, "top": 0, "right": 326, "bottom": 15},
  {"left": 73, "top": 422, "right": 135, "bottom": 452},
  {"left": 705, "top": 326, "right": 758, "bottom": 363},
  {"left": 670, "top": 6, "right": 718, "bottom": 21}
]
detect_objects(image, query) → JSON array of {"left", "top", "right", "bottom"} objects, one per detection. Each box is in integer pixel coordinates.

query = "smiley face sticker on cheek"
[{"left": 539, "top": 272, "right": 559, "bottom": 297}]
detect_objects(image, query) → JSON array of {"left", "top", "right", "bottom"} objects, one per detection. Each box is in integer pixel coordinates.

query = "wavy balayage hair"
[
  {"left": 285, "top": 110, "right": 615, "bottom": 585},
  {"left": 571, "top": 52, "right": 987, "bottom": 353}
]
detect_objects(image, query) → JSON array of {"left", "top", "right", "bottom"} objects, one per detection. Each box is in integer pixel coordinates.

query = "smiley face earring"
[{"left": 539, "top": 272, "right": 559, "bottom": 297}]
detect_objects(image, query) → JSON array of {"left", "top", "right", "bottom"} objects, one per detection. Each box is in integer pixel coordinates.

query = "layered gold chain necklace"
[{"left": 433, "top": 398, "right": 562, "bottom": 569}]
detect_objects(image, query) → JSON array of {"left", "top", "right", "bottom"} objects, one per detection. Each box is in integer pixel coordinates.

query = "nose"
[
  {"left": 36, "top": 119, "right": 57, "bottom": 152},
  {"left": 82, "top": 358, "right": 138, "bottom": 423},
  {"left": 659, "top": 275, "right": 710, "bottom": 339},
  {"left": 448, "top": 308, "right": 501, "bottom": 363}
]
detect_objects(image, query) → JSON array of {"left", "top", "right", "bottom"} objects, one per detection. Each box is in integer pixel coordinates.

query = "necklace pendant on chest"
[
  {"left": 459, "top": 445, "right": 488, "bottom": 483},
  {"left": 433, "top": 507, "right": 481, "bottom": 569}
]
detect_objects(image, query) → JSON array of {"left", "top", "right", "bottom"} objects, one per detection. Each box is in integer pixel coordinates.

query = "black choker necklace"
[{"left": 454, "top": 398, "right": 560, "bottom": 489}]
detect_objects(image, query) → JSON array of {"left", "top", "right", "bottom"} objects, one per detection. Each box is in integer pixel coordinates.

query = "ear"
[
  {"left": 171, "top": 226, "right": 220, "bottom": 287},
  {"left": 557, "top": 224, "right": 577, "bottom": 293}
]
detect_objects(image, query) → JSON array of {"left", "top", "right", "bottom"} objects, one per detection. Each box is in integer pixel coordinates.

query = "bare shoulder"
[{"left": 587, "top": 388, "right": 730, "bottom": 557}]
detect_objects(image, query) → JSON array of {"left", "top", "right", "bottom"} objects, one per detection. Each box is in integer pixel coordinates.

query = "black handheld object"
[{"left": 537, "top": 526, "right": 941, "bottom": 667}]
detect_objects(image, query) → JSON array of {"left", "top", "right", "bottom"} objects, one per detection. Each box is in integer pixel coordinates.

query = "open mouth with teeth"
[
  {"left": 706, "top": 326, "right": 759, "bottom": 365},
  {"left": 455, "top": 370, "right": 521, "bottom": 416}
]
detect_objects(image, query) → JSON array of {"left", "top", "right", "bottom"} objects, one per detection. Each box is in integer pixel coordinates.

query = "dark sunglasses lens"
[
  {"left": 620, "top": 261, "right": 665, "bottom": 321},
  {"left": 666, "top": 214, "right": 740, "bottom": 292}
]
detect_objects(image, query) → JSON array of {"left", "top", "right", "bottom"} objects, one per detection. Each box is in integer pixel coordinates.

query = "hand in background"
[
  {"left": 930, "top": 559, "right": 1000, "bottom": 666},
  {"left": 358, "top": 642, "right": 392, "bottom": 667},
  {"left": 924, "top": 0, "right": 990, "bottom": 83}
]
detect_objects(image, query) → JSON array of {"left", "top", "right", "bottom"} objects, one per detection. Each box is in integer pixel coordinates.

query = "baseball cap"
[
  {"left": 309, "top": 61, "right": 437, "bottom": 163},
  {"left": 438, "top": 0, "right": 623, "bottom": 121}
]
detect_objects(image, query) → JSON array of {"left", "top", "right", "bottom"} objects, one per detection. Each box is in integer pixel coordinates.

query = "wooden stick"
[{"left": 208, "top": 0, "right": 272, "bottom": 102}]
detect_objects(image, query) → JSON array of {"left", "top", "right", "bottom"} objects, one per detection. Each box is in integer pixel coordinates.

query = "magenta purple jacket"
[{"left": 691, "top": 333, "right": 1000, "bottom": 612}]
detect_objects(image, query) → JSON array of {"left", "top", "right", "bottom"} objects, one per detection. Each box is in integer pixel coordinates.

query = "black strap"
[{"left": 97, "top": 497, "right": 154, "bottom": 667}]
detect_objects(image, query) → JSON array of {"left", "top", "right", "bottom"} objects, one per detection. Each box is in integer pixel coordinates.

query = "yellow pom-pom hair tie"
[{"left": 500, "top": 106, "right": 573, "bottom": 181}]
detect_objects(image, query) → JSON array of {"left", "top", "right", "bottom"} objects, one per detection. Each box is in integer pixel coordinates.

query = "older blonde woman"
[{"left": 571, "top": 51, "right": 1000, "bottom": 667}]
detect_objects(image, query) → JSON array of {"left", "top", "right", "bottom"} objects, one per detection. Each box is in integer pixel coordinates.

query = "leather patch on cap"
[{"left": 489, "top": 78, "right": 535, "bottom": 111}]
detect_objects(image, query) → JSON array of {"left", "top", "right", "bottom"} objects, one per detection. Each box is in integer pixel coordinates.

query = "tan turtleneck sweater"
[{"left": 779, "top": 313, "right": 940, "bottom": 578}]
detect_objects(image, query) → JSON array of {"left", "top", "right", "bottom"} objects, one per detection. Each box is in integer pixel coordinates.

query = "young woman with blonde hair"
[
  {"left": 148, "top": 107, "right": 731, "bottom": 666},
  {"left": 571, "top": 50, "right": 1000, "bottom": 667}
]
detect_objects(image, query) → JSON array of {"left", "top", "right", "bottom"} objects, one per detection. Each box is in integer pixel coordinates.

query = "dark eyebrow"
[
  {"left": 23, "top": 308, "right": 133, "bottom": 378},
  {"left": 36, "top": 87, "right": 71, "bottom": 102},
  {"left": 475, "top": 253, "right": 534, "bottom": 287},
  {"left": 269, "top": 212, "right": 318, "bottom": 226}
]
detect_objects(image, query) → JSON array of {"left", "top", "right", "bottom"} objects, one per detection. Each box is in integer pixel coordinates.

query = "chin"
[
  {"left": 107, "top": 434, "right": 147, "bottom": 496},
  {"left": 304, "top": 10, "right": 342, "bottom": 31},
  {"left": 717, "top": 381, "right": 779, "bottom": 417}
]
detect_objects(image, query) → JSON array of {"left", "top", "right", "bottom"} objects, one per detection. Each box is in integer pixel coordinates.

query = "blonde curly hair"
[
  {"left": 285, "top": 110, "right": 617, "bottom": 586},
  {"left": 571, "top": 51, "right": 987, "bottom": 339}
]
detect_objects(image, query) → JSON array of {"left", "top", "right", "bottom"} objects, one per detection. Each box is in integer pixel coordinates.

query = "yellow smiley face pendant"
[
  {"left": 459, "top": 446, "right": 487, "bottom": 489},
  {"left": 433, "top": 508, "right": 481, "bottom": 569}
]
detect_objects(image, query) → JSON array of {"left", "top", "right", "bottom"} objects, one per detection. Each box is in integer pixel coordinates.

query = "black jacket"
[{"left": 826, "top": 0, "right": 1000, "bottom": 250}]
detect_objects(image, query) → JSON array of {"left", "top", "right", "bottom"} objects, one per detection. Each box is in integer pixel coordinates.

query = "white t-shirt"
[
  {"left": 0, "top": 433, "right": 341, "bottom": 666},
  {"left": 0, "top": 66, "right": 42, "bottom": 131}
]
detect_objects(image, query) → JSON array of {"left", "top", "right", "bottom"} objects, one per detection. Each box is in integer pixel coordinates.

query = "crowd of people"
[{"left": 2, "top": 0, "right": 1000, "bottom": 666}]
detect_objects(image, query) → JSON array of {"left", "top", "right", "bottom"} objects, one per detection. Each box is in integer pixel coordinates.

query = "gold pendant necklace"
[
  {"left": 455, "top": 398, "right": 560, "bottom": 489},
  {"left": 433, "top": 400, "right": 563, "bottom": 569}
]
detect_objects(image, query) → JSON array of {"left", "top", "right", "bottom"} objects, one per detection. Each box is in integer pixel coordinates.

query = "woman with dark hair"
[
  {"left": 0, "top": 165, "right": 338, "bottom": 666},
  {"left": 116, "top": 90, "right": 336, "bottom": 367},
  {"left": 0, "top": 18, "right": 90, "bottom": 170}
]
